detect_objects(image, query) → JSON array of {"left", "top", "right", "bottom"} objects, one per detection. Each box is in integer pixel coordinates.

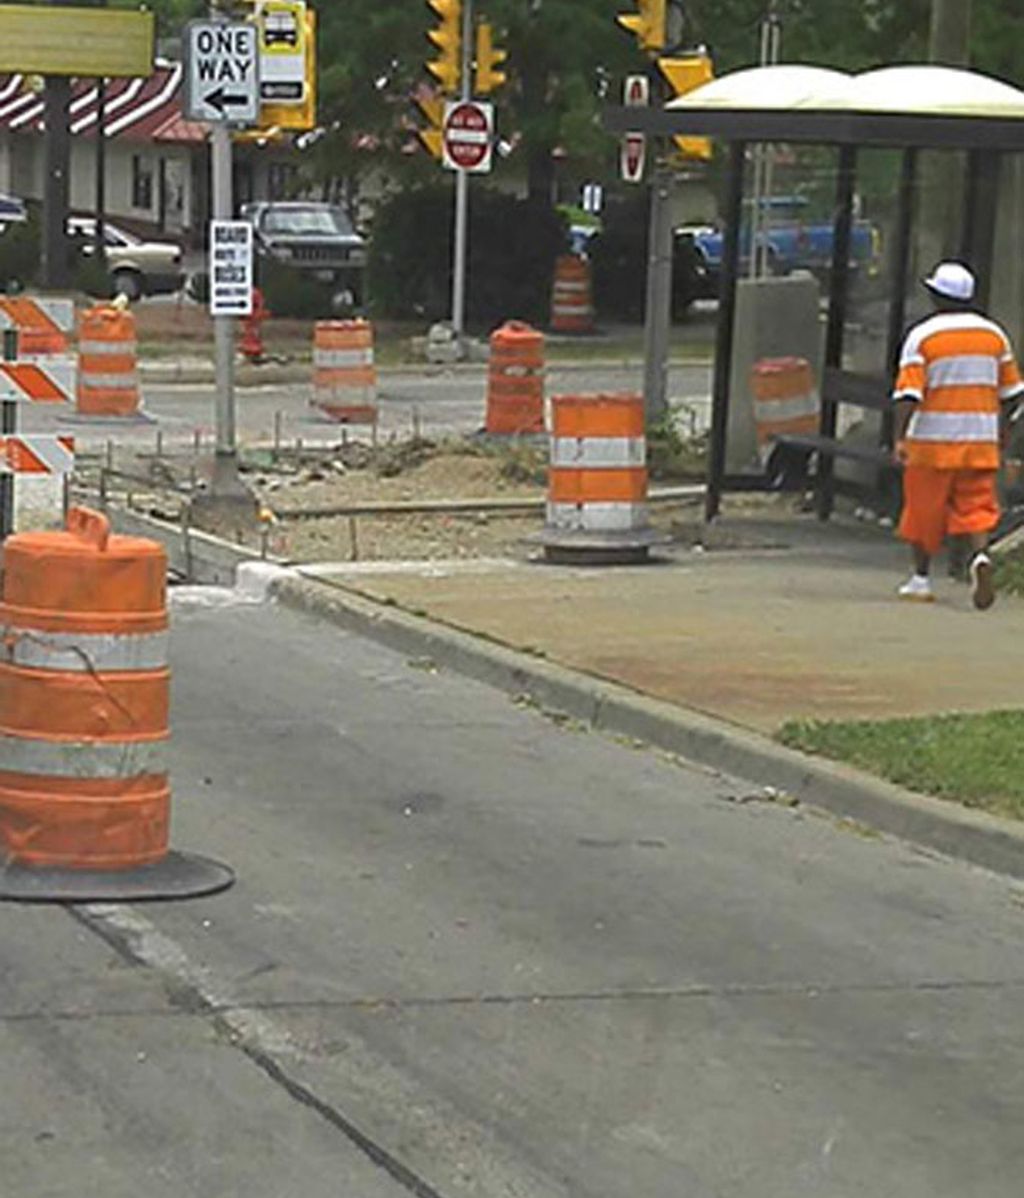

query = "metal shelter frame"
[{"left": 605, "top": 80, "right": 1024, "bottom": 522}]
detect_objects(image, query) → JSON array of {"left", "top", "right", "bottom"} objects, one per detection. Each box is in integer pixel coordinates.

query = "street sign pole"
[
  {"left": 450, "top": 0, "right": 473, "bottom": 342},
  {"left": 211, "top": 119, "right": 239, "bottom": 494},
  {"left": 642, "top": 66, "right": 672, "bottom": 430},
  {"left": 0, "top": 329, "right": 16, "bottom": 540},
  {"left": 186, "top": 15, "right": 260, "bottom": 498}
]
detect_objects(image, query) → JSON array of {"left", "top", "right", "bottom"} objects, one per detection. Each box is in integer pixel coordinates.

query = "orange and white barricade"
[
  {"left": 550, "top": 255, "right": 594, "bottom": 334},
  {"left": 0, "top": 507, "right": 234, "bottom": 901},
  {"left": 486, "top": 321, "right": 545, "bottom": 435},
  {"left": 535, "top": 393, "right": 665, "bottom": 563},
  {"left": 750, "top": 357, "right": 819, "bottom": 462},
  {"left": 77, "top": 303, "right": 145, "bottom": 420},
  {"left": 311, "top": 319, "right": 378, "bottom": 425},
  {"left": 0, "top": 434, "right": 74, "bottom": 475},
  {"left": 0, "top": 296, "right": 73, "bottom": 356}
]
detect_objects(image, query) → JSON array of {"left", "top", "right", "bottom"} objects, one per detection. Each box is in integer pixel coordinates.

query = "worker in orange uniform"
[{"left": 892, "top": 262, "right": 1024, "bottom": 608}]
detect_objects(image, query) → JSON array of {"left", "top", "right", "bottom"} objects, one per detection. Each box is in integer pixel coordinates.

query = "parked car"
[
  {"left": 67, "top": 217, "right": 185, "bottom": 300},
  {"left": 0, "top": 193, "right": 27, "bottom": 231},
  {"left": 683, "top": 195, "right": 880, "bottom": 299},
  {"left": 241, "top": 201, "right": 367, "bottom": 315}
]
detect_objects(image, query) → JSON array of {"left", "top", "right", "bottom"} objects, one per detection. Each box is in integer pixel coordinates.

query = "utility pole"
[
  {"left": 450, "top": 0, "right": 473, "bottom": 341},
  {"left": 42, "top": 0, "right": 72, "bottom": 289},
  {"left": 920, "top": 0, "right": 971, "bottom": 263}
]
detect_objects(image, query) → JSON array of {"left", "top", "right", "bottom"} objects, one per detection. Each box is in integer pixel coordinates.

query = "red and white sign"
[
  {"left": 621, "top": 134, "right": 646, "bottom": 185},
  {"left": 0, "top": 434, "right": 75, "bottom": 475},
  {"left": 0, "top": 359, "right": 76, "bottom": 404},
  {"left": 621, "top": 74, "right": 649, "bottom": 186},
  {"left": 442, "top": 100, "right": 494, "bottom": 174}
]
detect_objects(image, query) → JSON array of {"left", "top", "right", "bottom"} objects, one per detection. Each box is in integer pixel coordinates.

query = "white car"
[{"left": 68, "top": 217, "right": 185, "bottom": 300}]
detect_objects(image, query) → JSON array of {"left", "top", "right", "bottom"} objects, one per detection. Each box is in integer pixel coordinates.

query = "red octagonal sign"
[{"left": 443, "top": 100, "right": 494, "bottom": 174}]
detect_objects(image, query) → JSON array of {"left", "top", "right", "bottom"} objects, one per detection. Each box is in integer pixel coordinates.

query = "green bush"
[
  {"left": 0, "top": 214, "right": 41, "bottom": 291},
  {"left": 589, "top": 191, "right": 707, "bottom": 323},
  {"left": 366, "top": 185, "right": 568, "bottom": 328}
]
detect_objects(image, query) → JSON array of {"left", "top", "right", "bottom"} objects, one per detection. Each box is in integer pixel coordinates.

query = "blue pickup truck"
[{"left": 677, "top": 195, "right": 880, "bottom": 304}]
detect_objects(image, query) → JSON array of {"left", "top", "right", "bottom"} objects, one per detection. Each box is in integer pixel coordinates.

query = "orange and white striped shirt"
[{"left": 893, "top": 311, "right": 1024, "bottom": 470}]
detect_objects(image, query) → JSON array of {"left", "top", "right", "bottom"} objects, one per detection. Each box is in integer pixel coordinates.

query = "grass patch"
[
  {"left": 994, "top": 548, "right": 1024, "bottom": 598},
  {"left": 778, "top": 711, "right": 1024, "bottom": 821}
]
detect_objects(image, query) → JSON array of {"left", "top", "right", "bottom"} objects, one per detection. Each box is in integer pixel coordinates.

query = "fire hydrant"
[{"left": 239, "top": 287, "right": 268, "bottom": 364}]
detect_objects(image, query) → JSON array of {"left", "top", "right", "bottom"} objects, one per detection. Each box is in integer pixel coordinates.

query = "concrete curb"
[
  {"left": 273, "top": 573, "right": 1024, "bottom": 883},
  {"left": 139, "top": 356, "right": 713, "bottom": 389},
  {"left": 105, "top": 503, "right": 1024, "bottom": 882}
]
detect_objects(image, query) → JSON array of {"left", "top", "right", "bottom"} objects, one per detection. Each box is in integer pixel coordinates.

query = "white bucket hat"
[{"left": 923, "top": 261, "right": 975, "bottom": 302}]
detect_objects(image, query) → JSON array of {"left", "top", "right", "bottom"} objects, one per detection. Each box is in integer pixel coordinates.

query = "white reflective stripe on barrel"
[
  {"left": 0, "top": 734, "right": 169, "bottom": 778},
  {"left": 550, "top": 437, "right": 645, "bottom": 468},
  {"left": 2, "top": 627, "right": 169, "bottom": 672},
  {"left": 313, "top": 348, "right": 374, "bottom": 368},
  {"left": 752, "top": 393, "right": 818, "bottom": 423},
  {"left": 547, "top": 502, "right": 649, "bottom": 532},
  {"left": 554, "top": 281, "right": 589, "bottom": 294},
  {"left": 552, "top": 304, "right": 591, "bottom": 316},
  {"left": 80, "top": 340, "right": 138, "bottom": 356},
  {"left": 80, "top": 372, "right": 139, "bottom": 390}
]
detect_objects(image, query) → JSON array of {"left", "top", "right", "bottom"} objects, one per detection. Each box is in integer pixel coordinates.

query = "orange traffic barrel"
[
  {"left": 0, "top": 507, "right": 234, "bottom": 902},
  {"left": 750, "top": 357, "right": 819, "bottom": 461},
  {"left": 486, "top": 321, "right": 545, "bottom": 435},
  {"left": 77, "top": 303, "right": 142, "bottom": 419},
  {"left": 550, "top": 255, "right": 594, "bottom": 334},
  {"left": 311, "top": 318, "right": 378, "bottom": 423},
  {"left": 534, "top": 393, "right": 666, "bottom": 564}
]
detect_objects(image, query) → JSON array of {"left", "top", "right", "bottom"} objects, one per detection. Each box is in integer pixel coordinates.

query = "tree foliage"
[{"left": 139, "top": 0, "right": 1024, "bottom": 200}]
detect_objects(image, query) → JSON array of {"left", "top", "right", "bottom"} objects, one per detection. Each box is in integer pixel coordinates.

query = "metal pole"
[
  {"left": 705, "top": 141, "right": 746, "bottom": 523},
  {"left": 95, "top": 77, "right": 107, "bottom": 266},
  {"left": 450, "top": 0, "right": 473, "bottom": 340},
  {"left": 815, "top": 143, "right": 858, "bottom": 522},
  {"left": 42, "top": 77, "right": 71, "bottom": 289},
  {"left": 642, "top": 164, "right": 673, "bottom": 427},
  {"left": 211, "top": 120, "right": 240, "bottom": 493},
  {"left": 1, "top": 329, "right": 18, "bottom": 539}
]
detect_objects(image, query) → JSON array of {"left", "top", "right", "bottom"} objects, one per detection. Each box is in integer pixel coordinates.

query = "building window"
[{"left": 132, "top": 155, "right": 153, "bottom": 210}]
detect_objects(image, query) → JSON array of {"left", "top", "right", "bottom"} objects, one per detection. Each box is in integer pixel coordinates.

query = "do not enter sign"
[{"left": 442, "top": 100, "right": 494, "bottom": 174}]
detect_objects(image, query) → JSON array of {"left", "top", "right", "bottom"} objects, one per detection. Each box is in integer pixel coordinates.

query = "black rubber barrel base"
[{"left": 0, "top": 851, "right": 235, "bottom": 903}]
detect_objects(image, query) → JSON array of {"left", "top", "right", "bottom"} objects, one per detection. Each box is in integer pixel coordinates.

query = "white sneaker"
[
  {"left": 898, "top": 574, "right": 935, "bottom": 602},
  {"left": 969, "top": 552, "right": 995, "bottom": 611}
]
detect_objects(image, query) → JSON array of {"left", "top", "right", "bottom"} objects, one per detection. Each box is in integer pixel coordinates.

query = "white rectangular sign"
[
  {"left": 185, "top": 21, "right": 260, "bottom": 124},
  {"left": 209, "top": 221, "right": 254, "bottom": 317}
]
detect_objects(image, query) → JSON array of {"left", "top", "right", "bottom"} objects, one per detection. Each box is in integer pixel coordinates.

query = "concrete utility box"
[{"left": 726, "top": 273, "right": 823, "bottom": 474}]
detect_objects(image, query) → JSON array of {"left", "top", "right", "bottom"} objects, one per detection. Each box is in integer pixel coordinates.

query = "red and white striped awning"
[{"left": 0, "top": 62, "right": 209, "bottom": 144}]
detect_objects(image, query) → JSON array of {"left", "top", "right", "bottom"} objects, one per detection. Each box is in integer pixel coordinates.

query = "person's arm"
[
  {"left": 892, "top": 399, "right": 916, "bottom": 463},
  {"left": 891, "top": 329, "right": 925, "bottom": 465},
  {"left": 998, "top": 340, "right": 1024, "bottom": 451}
]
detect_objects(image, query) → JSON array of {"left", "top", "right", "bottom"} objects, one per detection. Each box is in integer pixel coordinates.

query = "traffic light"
[
  {"left": 474, "top": 22, "right": 507, "bottom": 95},
  {"left": 426, "top": 0, "right": 462, "bottom": 95},
  {"left": 658, "top": 52, "right": 713, "bottom": 161},
  {"left": 415, "top": 93, "right": 445, "bottom": 159},
  {"left": 616, "top": 0, "right": 666, "bottom": 53}
]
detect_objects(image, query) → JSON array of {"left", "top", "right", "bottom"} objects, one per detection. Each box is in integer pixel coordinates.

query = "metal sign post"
[
  {"left": 0, "top": 329, "right": 16, "bottom": 539},
  {"left": 186, "top": 18, "right": 259, "bottom": 497},
  {"left": 450, "top": 0, "right": 473, "bottom": 342}
]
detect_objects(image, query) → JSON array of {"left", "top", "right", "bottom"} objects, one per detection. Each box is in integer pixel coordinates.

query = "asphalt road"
[
  {"left": 22, "top": 362, "right": 714, "bottom": 453},
  {"left": 3, "top": 588, "right": 1023, "bottom": 1196}
]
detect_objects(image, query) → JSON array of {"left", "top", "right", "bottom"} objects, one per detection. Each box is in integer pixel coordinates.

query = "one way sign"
[{"left": 185, "top": 21, "right": 260, "bottom": 124}]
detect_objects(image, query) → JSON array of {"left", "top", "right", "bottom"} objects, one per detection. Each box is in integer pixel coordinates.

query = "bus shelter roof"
[{"left": 605, "top": 64, "right": 1024, "bottom": 150}]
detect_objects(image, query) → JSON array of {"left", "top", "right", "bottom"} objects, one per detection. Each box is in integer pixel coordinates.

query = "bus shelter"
[{"left": 605, "top": 65, "right": 1024, "bottom": 522}]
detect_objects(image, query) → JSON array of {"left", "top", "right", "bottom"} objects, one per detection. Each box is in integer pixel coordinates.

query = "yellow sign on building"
[{"left": 0, "top": 5, "right": 154, "bottom": 78}]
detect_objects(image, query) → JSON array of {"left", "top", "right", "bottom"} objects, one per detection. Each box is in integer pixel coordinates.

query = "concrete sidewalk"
[{"left": 305, "top": 510, "right": 1024, "bottom": 735}]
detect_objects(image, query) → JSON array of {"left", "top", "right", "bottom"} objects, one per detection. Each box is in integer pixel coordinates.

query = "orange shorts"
[{"left": 898, "top": 465, "right": 1000, "bottom": 555}]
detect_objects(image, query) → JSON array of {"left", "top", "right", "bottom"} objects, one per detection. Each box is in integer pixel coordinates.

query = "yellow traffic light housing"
[
  {"left": 616, "top": 0, "right": 666, "bottom": 53},
  {"left": 658, "top": 52, "right": 713, "bottom": 161},
  {"left": 427, "top": 0, "right": 462, "bottom": 95},
  {"left": 474, "top": 22, "right": 507, "bottom": 95},
  {"left": 415, "top": 93, "right": 445, "bottom": 159}
]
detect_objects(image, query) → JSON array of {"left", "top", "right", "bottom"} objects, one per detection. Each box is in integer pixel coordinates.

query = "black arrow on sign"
[{"left": 204, "top": 87, "right": 250, "bottom": 115}]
